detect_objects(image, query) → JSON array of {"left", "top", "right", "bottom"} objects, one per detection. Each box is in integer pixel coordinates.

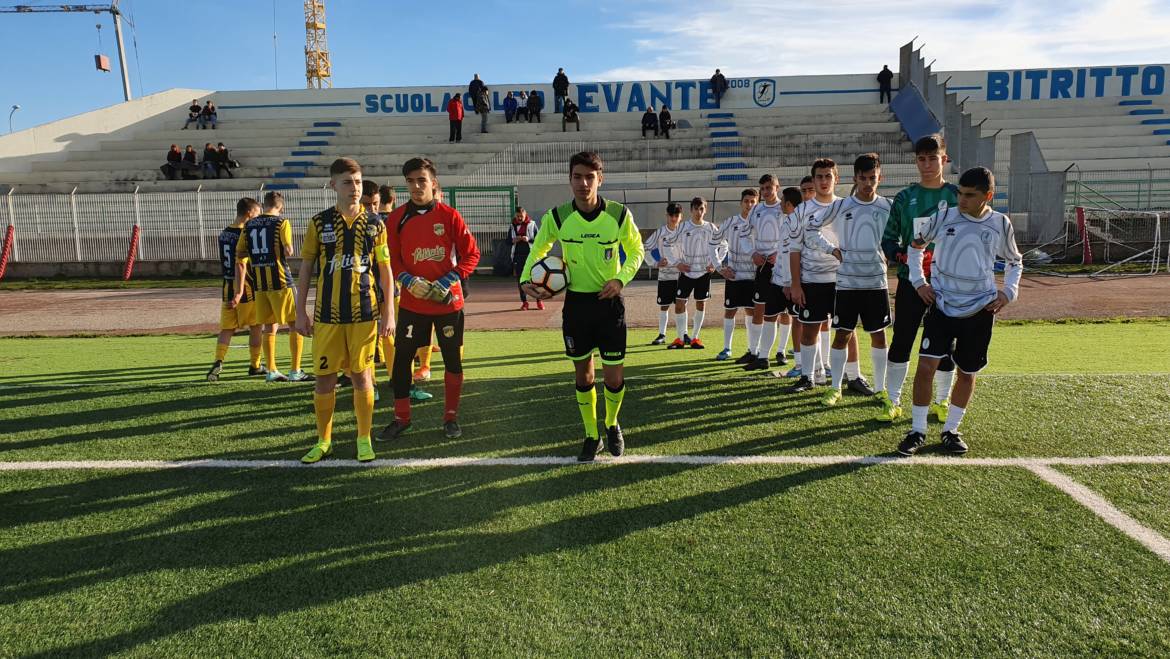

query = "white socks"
[
  {"left": 871, "top": 347, "right": 888, "bottom": 393},
  {"left": 800, "top": 344, "right": 818, "bottom": 379},
  {"left": 942, "top": 404, "right": 967, "bottom": 433},
  {"left": 658, "top": 309, "right": 670, "bottom": 336},
  {"left": 760, "top": 321, "right": 778, "bottom": 361},
  {"left": 747, "top": 322, "right": 762, "bottom": 356},
  {"left": 886, "top": 361, "right": 910, "bottom": 406},
  {"left": 934, "top": 369, "right": 955, "bottom": 403},
  {"left": 819, "top": 330, "right": 831, "bottom": 370},
  {"left": 692, "top": 309, "right": 706, "bottom": 340},
  {"left": 777, "top": 321, "right": 792, "bottom": 358},
  {"left": 675, "top": 310, "right": 688, "bottom": 340},
  {"left": 830, "top": 347, "right": 847, "bottom": 389},
  {"left": 845, "top": 360, "right": 861, "bottom": 379},
  {"left": 911, "top": 405, "right": 929, "bottom": 433},
  {"left": 722, "top": 317, "right": 735, "bottom": 352}
]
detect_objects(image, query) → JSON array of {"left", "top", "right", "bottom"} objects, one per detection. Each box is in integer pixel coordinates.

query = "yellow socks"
[
  {"left": 290, "top": 331, "right": 304, "bottom": 372},
  {"left": 604, "top": 383, "right": 626, "bottom": 428},
  {"left": 249, "top": 344, "right": 262, "bottom": 368},
  {"left": 354, "top": 386, "right": 375, "bottom": 440},
  {"left": 382, "top": 335, "right": 396, "bottom": 379},
  {"left": 417, "top": 344, "right": 433, "bottom": 370},
  {"left": 575, "top": 384, "right": 598, "bottom": 439},
  {"left": 264, "top": 333, "right": 277, "bottom": 371},
  {"left": 214, "top": 342, "right": 229, "bottom": 362},
  {"left": 313, "top": 390, "right": 336, "bottom": 443}
]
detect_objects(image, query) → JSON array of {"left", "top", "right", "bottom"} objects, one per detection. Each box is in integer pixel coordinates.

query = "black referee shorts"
[{"left": 563, "top": 290, "right": 627, "bottom": 365}]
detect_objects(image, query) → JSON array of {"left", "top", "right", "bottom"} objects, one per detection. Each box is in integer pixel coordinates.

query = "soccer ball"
[{"left": 529, "top": 255, "right": 570, "bottom": 297}]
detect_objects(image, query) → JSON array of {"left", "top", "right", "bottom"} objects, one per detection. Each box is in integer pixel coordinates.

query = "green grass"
[{"left": 2, "top": 324, "right": 1169, "bottom": 655}]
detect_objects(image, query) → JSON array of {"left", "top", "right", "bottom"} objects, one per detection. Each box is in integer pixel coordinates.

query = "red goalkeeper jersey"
[{"left": 387, "top": 201, "right": 480, "bottom": 315}]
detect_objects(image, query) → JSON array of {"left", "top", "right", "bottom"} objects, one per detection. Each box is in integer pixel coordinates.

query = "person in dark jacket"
[
  {"left": 447, "top": 92, "right": 464, "bottom": 142},
  {"left": 474, "top": 86, "right": 491, "bottom": 133},
  {"left": 562, "top": 98, "right": 579, "bottom": 132},
  {"left": 201, "top": 101, "right": 218, "bottom": 130},
  {"left": 503, "top": 92, "right": 518, "bottom": 123},
  {"left": 526, "top": 89, "right": 542, "bottom": 123},
  {"left": 215, "top": 142, "right": 236, "bottom": 179},
  {"left": 659, "top": 106, "right": 674, "bottom": 139},
  {"left": 710, "top": 69, "right": 729, "bottom": 108},
  {"left": 641, "top": 107, "right": 659, "bottom": 138},
  {"left": 181, "top": 145, "right": 199, "bottom": 179},
  {"left": 516, "top": 91, "right": 530, "bottom": 122},
  {"left": 183, "top": 99, "right": 202, "bottom": 129},
  {"left": 161, "top": 144, "right": 182, "bottom": 179},
  {"left": 201, "top": 143, "right": 218, "bottom": 178},
  {"left": 552, "top": 68, "right": 569, "bottom": 113},
  {"left": 469, "top": 74, "right": 485, "bottom": 99},
  {"left": 878, "top": 65, "right": 895, "bottom": 103}
]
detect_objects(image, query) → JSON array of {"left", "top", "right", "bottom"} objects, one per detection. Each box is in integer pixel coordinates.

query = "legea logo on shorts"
[{"left": 753, "top": 79, "right": 777, "bottom": 107}]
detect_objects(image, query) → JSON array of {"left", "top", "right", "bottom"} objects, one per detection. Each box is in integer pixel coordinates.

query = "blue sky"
[{"left": 3, "top": 0, "right": 1169, "bottom": 130}]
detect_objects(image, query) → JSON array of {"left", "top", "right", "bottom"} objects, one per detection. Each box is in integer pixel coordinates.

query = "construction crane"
[
  {"left": 304, "top": 0, "right": 331, "bottom": 89},
  {"left": 0, "top": 2, "right": 133, "bottom": 101}
]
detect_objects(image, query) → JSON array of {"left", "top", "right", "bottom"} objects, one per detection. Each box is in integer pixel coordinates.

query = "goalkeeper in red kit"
[{"left": 378, "top": 157, "right": 480, "bottom": 441}]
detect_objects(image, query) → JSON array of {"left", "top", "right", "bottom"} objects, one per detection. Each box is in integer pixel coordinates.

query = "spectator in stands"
[
  {"left": 161, "top": 144, "right": 181, "bottom": 179},
  {"left": 659, "top": 106, "right": 675, "bottom": 139},
  {"left": 183, "top": 99, "right": 202, "bottom": 129},
  {"left": 469, "top": 74, "right": 485, "bottom": 100},
  {"left": 526, "top": 89, "right": 542, "bottom": 123},
  {"left": 641, "top": 107, "right": 659, "bottom": 138},
  {"left": 474, "top": 86, "right": 491, "bottom": 133},
  {"left": 201, "top": 143, "right": 218, "bottom": 178},
  {"left": 215, "top": 142, "right": 237, "bottom": 179},
  {"left": 447, "top": 92, "right": 464, "bottom": 142},
  {"left": 553, "top": 68, "right": 569, "bottom": 113},
  {"left": 878, "top": 65, "right": 894, "bottom": 103},
  {"left": 503, "top": 92, "right": 518, "bottom": 123},
  {"left": 201, "top": 101, "right": 218, "bottom": 130},
  {"left": 562, "top": 97, "right": 580, "bottom": 132},
  {"left": 516, "top": 91, "right": 530, "bottom": 122},
  {"left": 710, "top": 69, "right": 729, "bottom": 108},
  {"left": 181, "top": 145, "right": 199, "bottom": 179}
]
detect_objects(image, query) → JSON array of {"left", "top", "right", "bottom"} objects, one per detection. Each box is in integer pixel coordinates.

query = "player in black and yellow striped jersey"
[
  {"left": 234, "top": 191, "right": 312, "bottom": 383},
  {"left": 295, "top": 158, "right": 395, "bottom": 464},
  {"left": 206, "top": 198, "right": 264, "bottom": 382}
]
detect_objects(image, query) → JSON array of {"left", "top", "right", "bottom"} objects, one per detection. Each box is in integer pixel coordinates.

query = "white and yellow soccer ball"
[{"left": 529, "top": 255, "right": 570, "bottom": 297}]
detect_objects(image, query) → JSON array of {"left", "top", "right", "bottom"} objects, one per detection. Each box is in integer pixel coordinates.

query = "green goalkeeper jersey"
[
  {"left": 881, "top": 182, "right": 960, "bottom": 282},
  {"left": 522, "top": 197, "right": 645, "bottom": 293}
]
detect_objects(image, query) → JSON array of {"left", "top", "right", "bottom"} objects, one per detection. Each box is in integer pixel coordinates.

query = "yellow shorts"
[
  {"left": 255, "top": 288, "right": 296, "bottom": 325},
  {"left": 220, "top": 301, "right": 256, "bottom": 330},
  {"left": 313, "top": 321, "right": 377, "bottom": 376}
]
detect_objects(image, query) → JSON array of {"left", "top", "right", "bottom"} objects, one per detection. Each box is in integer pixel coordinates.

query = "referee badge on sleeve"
[{"left": 604, "top": 248, "right": 614, "bottom": 261}]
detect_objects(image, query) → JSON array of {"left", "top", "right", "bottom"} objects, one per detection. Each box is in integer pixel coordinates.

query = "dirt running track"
[{"left": 0, "top": 275, "right": 1168, "bottom": 336}]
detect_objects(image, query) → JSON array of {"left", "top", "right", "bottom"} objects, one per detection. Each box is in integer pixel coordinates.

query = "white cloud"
[{"left": 584, "top": 0, "right": 1170, "bottom": 80}]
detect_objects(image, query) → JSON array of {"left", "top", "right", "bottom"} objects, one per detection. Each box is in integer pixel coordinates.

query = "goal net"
[{"left": 1026, "top": 206, "right": 1164, "bottom": 277}]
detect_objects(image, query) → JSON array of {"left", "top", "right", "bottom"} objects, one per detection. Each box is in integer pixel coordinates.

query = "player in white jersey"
[
  {"left": 744, "top": 174, "right": 792, "bottom": 371},
  {"left": 664, "top": 197, "right": 724, "bottom": 349},
  {"left": 804, "top": 153, "right": 890, "bottom": 406},
  {"left": 897, "top": 167, "right": 1023, "bottom": 456},
  {"left": 644, "top": 204, "right": 684, "bottom": 345},
  {"left": 785, "top": 158, "right": 865, "bottom": 394},
  {"left": 714, "top": 188, "right": 758, "bottom": 361},
  {"left": 750, "top": 186, "right": 804, "bottom": 373}
]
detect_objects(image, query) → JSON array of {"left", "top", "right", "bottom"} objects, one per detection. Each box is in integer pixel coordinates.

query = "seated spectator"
[
  {"left": 215, "top": 142, "right": 238, "bottom": 179},
  {"left": 516, "top": 91, "right": 529, "bottom": 122},
  {"left": 503, "top": 92, "right": 518, "bottom": 123},
  {"left": 182, "top": 99, "right": 202, "bottom": 129},
  {"left": 562, "top": 98, "right": 580, "bottom": 132},
  {"left": 641, "top": 107, "right": 659, "bottom": 138},
  {"left": 659, "top": 106, "right": 675, "bottom": 139},
  {"left": 526, "top": 89, "right": 542, "bottom": 124},
  {"left": 180, "top": 145, "right": 199, "bottom": 179},
  {"left": 201, "top": 143, "right": 218, "bottom": 178},
  {"left": 201, "top": 101, "right": 218, "bottom": 130},
  {"left": 160, "top": 144, "right": 182, "bottom": 179}
]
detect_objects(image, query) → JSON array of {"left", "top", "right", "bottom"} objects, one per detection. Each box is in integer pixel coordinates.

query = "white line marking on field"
[
  {"left": 1027, "top": 464, "right": 1170, "bottom": 564},
  {"left": 2, "top": 455, "right": 1170, "bottom": 470}
]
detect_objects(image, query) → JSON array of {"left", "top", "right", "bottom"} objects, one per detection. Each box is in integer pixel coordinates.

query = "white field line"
[
  {"left": 3, "top": 455, "right": 1170, "bottom": 470},
  {"left": 1027, "top": 465, "right": 1170, "bottom": 564}
]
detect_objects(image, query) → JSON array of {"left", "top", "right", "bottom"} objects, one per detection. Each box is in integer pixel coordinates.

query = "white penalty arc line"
[{"left": 3, "top": 455, "right": 1170, "bottom": 470}]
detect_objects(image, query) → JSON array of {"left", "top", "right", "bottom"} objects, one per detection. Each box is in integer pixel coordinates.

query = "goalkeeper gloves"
[
  {"left": 397, "top": 272, "right": 433, "bottom": 299},
  {"left": 424, "top": 271, "right": 461, "bottom": 304}
]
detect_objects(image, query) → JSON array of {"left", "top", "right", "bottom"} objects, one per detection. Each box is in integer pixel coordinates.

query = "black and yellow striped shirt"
[
  {"left": 236, "top": 214, "right": 294, "bottom": 292},
  {"left": 302, "top": 207, "right": 387, "bottom": 324},
  {"left": 218, "top": 225, "right": 255, "bottom": 303}
]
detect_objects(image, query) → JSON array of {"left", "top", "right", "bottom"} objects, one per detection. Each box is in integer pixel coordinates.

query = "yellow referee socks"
[
  {"left": 354, "top": 386, "right": 375, "bottom": 440},
  {"left": 313, "top": 390, "right": 336, "bottom": 442},
  {"left": 603, "top": 383, "right": 626, "bottom": 428},
  {"left": 575, "top": 384, "right": 599, "bottom": 439},
  {"left": 249, "top": 344, "right": 262, "bottom": 369},
  {"left": 214, "top": 342, "right": 230, "bottom": 362},
  {"left": 290, "top": 331, "right": 304, "bottom": 372},
  {"left": 264, "top": 333, "right": 277, "bottom": 371}
]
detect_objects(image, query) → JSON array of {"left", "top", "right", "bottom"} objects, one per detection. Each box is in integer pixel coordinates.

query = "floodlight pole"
[{"left": 111, "top": 4, "right": 132, "bottom": 101}]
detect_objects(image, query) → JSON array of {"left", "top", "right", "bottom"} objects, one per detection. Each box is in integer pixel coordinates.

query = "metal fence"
[{"left": 1, "top": 186, "right": 516, "bottom": 263}]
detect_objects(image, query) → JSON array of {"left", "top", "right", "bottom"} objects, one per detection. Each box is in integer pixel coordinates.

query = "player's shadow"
[{"left": 1, "top": 459, "right": 871, "bottom": 657}]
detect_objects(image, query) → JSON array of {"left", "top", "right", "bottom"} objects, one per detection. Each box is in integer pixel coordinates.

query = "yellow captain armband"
[{"left": 375, "top": 244, "right": 391, "bottom": 263}]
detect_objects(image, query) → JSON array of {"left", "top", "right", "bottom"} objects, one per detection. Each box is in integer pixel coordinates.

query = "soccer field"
[{"left": 3, "top": 323, "right": 1170, "bottom": 655}]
